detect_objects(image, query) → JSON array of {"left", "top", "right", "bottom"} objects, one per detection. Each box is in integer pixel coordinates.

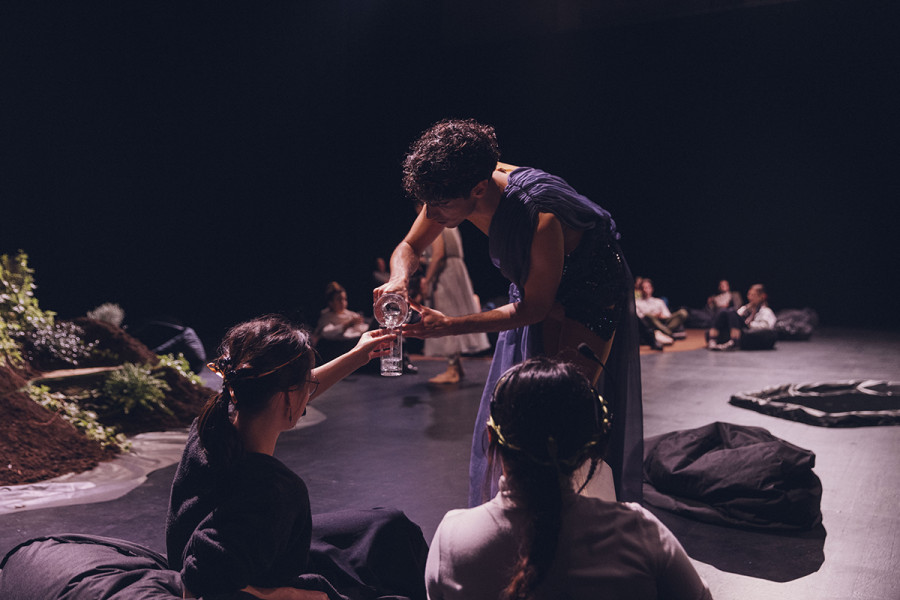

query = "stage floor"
[{"left": 2, "top": 327, "right": 898, "bottom": 599}]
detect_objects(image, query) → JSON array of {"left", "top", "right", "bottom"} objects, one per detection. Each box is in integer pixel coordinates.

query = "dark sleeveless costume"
[{"left": 469, "top": 167, "right": 644, "bottom": 506}]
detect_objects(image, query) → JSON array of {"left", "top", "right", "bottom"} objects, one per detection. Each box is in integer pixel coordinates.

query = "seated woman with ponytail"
[
  {"left": 166, "top": 315, "right": 425, "bottom": 600},
  {"left": 424, "top": 357, "right": 711, "bottom": 600}
]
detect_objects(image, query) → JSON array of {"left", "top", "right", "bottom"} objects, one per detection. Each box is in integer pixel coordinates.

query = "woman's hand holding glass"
[{"left": 352, "top": 328, "right": 396, "bottom": 361}]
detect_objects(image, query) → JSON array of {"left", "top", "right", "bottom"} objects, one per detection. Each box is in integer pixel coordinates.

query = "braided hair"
[
  {"left": 488, "top": 357, "right": 612, "bottom": 600},
  {"left": 198, "top": 315, "right": 313, "bottom": 464}
]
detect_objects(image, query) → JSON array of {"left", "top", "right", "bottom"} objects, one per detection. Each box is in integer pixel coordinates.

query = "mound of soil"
[
  {"left": 1, "top": 364, "right": 114, "bottom": 485},
  {"left": 73, "top": 317, "right": 160, "bottom": 366},
  {"left": 0, "top": 319, "right": 214, "bottom": 486}
]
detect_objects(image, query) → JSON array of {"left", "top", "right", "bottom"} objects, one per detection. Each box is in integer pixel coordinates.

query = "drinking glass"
[{"left": 373, "top": 293, "right": 409, "bottom": 376}]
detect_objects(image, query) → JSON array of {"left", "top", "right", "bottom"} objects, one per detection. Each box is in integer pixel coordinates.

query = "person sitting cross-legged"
[
  {"left": 635, "top": 278, "right": 688, "bottom": 346},
  {"left": 706, "top": 283, "right": 776, "bottom": 351}
]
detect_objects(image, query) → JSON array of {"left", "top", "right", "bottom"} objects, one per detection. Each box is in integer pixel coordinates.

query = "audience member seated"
[
  {"left": 425, "top": 357, "right": 712, "bottom": 600},
  {"left": 0, "top": 318, "right": 429, "bottom": 600},
  {"left": 706, "top": 279, "right": 743, "bottom": 317},
  {"left": 635, "top": 278, "right": 689, "bottom": 346},
  {"left": 167, "top": 315, "right": 428, "bottom": 599},
  {"left": 637, "top": 315, "right": 665, "bottom": 351},
  {"left": 707, "top": 283, "right": 777, "bottom": 351},
  {"left": 313, "top": 281, "right": 372, "bottom": 363}
]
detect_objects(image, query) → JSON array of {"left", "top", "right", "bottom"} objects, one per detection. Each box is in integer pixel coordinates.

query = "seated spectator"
[
  {"left": 313, "top": 281, "right": 371, "bottom": 346},
  {"left": 707, "top": 283, "right": 777, "bottom": 351},
  {"left": 706, "top": 279, "right": 742, "bottom": 317},
  {"left": 635, "top": 278, "right": 689, "bottom": 346},
  {"left": 167, "top": 315, "right": 403, "bottom": 599},
  {"left": 425, "top": 357, "right": 712, "bottom": 600}
]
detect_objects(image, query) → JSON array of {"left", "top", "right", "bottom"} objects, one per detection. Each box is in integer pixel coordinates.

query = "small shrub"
[
  {"left": 26, "top": 384, "right": 130, "bottom": 451},
  {"left": 157, "top": 353, "right": 204, "bottom": 387},
  {"left": 100, "top": 363, "right": 173, "bottom": 416},
  {"left": 0, "top": 251, "right": 99, "bottom": 369},
  {"left": 21, "top": 321, "right": 98, "bottom": 369},
  {"left": 0, "top": 317, "right": 21, "bottom": 367},
  {"left": 86, "top": 303, "right": 125, "bottom": 327},
  {"left": 0, "top": 251, "right": 48, "bottom": 367}
]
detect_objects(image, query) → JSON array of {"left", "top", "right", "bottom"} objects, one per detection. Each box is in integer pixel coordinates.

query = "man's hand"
[
  {"left": 402, "top": 302, "right": 451, "bottom": 339},
  {"left": 373, "top": 277, "right": 409, "bottom": 303}
]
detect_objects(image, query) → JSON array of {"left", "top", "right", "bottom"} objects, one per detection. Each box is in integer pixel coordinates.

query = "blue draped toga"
[{"left": 468, "top": 167, "right": 644, "bottom": 506}]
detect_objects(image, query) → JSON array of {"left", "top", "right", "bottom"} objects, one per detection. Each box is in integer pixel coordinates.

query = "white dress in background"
[{"left": 424, "top": 228, "right": 491, "bottom": 357}]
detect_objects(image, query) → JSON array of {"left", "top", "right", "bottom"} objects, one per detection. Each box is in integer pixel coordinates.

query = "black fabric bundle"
[
  {"left": 0, "top": 508, "right": 428, "bottom": 600},
  {"left": 643, "top": 422, "right": 822, "bottom": 530}
]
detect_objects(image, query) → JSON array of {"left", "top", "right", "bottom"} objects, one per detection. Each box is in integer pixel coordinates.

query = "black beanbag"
[
  {"left": 643, "top": 422, "right": 822, "bottom": 530},
  {"left": 775, "top": 308, "right": 819, "bottom": 341},
  {"left": 0, "top": 534, "right": 182, "bottom": 599},
  {"left": 0, "top": 509, "right": 428, "bottom": 600}
]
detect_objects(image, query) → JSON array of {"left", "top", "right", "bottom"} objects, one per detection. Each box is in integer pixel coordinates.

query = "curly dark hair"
[{"left": 402, "top": 118, "right": 501, "bottom": 204}]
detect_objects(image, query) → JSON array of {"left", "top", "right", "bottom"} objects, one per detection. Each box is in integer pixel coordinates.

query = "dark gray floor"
[{"left": 2, "top": 328, "right": 899, "bottom": 599}]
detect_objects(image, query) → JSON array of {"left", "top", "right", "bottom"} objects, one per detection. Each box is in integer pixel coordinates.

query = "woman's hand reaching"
[
  {"left": 352, "top": 328, "right": 397, "bottom": 361},
  {"left": 311, "top": 329, "right": 397, "bottom": 397}
]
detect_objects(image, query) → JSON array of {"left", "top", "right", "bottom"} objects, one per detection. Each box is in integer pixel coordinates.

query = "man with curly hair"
[{"left": 375, "top": 119, "right": 643, "bottom": 506}]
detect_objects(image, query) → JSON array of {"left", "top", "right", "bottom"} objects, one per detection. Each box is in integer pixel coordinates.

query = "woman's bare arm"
[{"left": 310, "top": 329, "right": 394, "bottom": 399}]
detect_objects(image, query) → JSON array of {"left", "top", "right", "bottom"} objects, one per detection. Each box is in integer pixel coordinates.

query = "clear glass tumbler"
[{"left": 373, "top": 293, "right": 409, "bottom": 377}]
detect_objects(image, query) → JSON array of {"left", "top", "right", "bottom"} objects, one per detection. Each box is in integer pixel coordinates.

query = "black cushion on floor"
[
  {"left": 0, "top": 509, "right": 428, "bottom": 600},
  {"left": 643, "top": 422, "right": 823, "bottom": 531},
  {"left": 739, "top": 328, "right": 778, "bottom": 350},
  {"left": 730, "top": 380, "right": 900, "bottom": 427},
  {"left": 0, "top": 534, "right": 182, "bottom": 599},
  {"left": 775, "top": 307, "right": 819, "bottom": 340}
]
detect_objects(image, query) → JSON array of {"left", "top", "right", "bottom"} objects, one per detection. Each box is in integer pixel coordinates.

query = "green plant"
[
  {"left": 26, "top": 384, "right": 130, "bottom": 451},
  {"left": 0, "top": 316, "right": 20, "bottom": 367},
  {"left": 157, "top": 353, "right": 204, "bottom": 387},
  {"left": 100, "top": 363, "right": 173, "bottom": 416},
  {"left": 0, "top": 251, "right": 99, "bottom": 369},
  {"left": 86, "top": 302, "right": 125, "bottom": 327},
  {"left": 0, "top": 251, "right": 49, "bottom": 367},
  {"left": 21, "top": 321, "right": 98, "bottom": 368}
]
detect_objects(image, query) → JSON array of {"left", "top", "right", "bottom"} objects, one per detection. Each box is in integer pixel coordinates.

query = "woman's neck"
[{"left": 235, "top": 414, "right": 278, "bottom": 456}]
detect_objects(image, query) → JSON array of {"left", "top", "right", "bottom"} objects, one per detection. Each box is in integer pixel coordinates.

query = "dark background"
[{"left": 2, "top": 0, "right": 897, "bottom": 349}]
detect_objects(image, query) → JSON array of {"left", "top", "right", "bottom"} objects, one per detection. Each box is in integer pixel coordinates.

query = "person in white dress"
[{"left": 421, "top": 227, "right": 491, "bottom": 384}]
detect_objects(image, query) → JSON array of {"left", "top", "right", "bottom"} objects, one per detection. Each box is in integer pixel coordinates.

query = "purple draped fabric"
[{"left": 468, "top": 167, "right": 644, "bottom": 506}]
